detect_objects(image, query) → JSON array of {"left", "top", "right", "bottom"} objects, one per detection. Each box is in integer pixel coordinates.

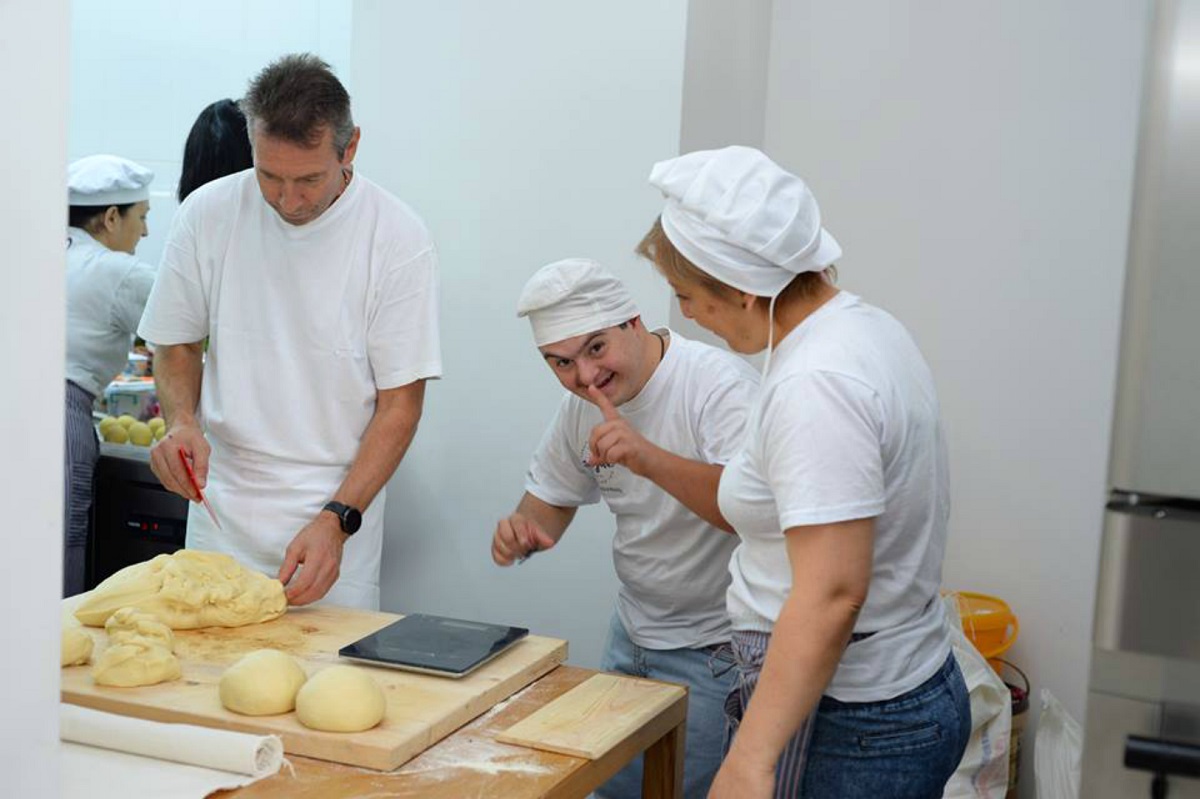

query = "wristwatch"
[{"left": 323, "top": 501, "right": 362, "bottom": 534}]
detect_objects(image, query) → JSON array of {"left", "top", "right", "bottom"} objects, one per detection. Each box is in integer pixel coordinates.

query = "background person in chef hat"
[
  {"left": 493, "top": 257, "right": 759, "bottom": 799},
  {"left": 638, "top": 145, "right": 971, "bottom": 799},
  {"left": 63, "top": 154, "right": 156, "bottom": 596}
]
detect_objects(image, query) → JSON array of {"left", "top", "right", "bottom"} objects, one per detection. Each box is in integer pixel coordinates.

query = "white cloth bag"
[
  {"left": 1033, "top": 688, "right": 1082, "bottom": 799},
  {"left": 942, "top": 597, "right": 1013, "bottom": 799}
]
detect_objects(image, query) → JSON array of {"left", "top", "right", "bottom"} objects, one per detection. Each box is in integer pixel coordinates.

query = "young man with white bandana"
[{"left": 491, "top": 257, "right": 759, "bottom": 799}]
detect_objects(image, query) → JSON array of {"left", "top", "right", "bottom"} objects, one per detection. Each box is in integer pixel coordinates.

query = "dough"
[
  {"left": 220, "top": 649, "right": 308, "bottom": 716},
  {"left": 93, "top": 608, "right": 181, "bottom": 687},
  {"left": 93, "top": 638, "right": 180, "bottom": 687},
  {"left": 295, "top": 666, "right": 386, "bottom": 732},
  {"left": 105, "top": 608, "right": 174, "bottom": 649},
  {"left": 74, "top": 550, "right": 287, "bottom": 629},
  {"left": 61, "top": 625, "right": 93, "bottom": 667}
]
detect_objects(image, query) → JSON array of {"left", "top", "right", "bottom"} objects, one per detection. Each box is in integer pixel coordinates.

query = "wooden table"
[{"left": 218, "top": 665, "right": 687, "bottom": 799}]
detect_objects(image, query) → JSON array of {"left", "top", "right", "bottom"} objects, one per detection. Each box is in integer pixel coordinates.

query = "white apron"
[{"left": 186, "top": 437, "right": 384, "bottom": 610}]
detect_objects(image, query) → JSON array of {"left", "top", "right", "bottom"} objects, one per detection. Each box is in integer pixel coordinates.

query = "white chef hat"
[
  {"left": 648, "top": 145, "right": 841, "bottom": 297},
  {"left": 517, "top": 258, "right": 640, "bottom": 347},
  {"left": 67, "top": 154, "right": 154, "bottom": 206}
]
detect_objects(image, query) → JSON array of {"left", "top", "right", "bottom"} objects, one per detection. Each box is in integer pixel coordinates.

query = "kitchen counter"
[{"left": 217, "top": 664, "right": 686, "bottom": 799}]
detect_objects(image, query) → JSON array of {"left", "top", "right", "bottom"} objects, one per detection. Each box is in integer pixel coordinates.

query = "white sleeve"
[
  {"left": 762, "top": 370, "right": 886, "bottom": 529},
  {"left": 695, "top": 365, "right": 758, "bottom": 465},
  {"left": 368, "top": 244, "right": 443, "bottom": 389},
  {"left": 524, "top": 399, "right": 600, "bottom": 508},
  {"left": 111, "top": 259, "right": 155, "bottom": 336},
  {"left": 136, "top": 206, "right": 209, "bottom": 345}
]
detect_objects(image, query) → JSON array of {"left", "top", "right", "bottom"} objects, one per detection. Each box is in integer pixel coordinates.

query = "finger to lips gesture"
[
  {"left": 492, "top": 513, "right": 556, "bottom": 566},
  {"left": 586, "top": 384, "right": 656, "bottom": 477}
]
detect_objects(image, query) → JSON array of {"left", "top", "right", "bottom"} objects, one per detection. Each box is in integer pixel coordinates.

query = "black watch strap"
[{"left": 323, "top": 501, "right": 362, "bottom": 534}]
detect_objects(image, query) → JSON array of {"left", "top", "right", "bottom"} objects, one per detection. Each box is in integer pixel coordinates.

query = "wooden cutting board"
[
  {"left": 60, "top": 605, "right": 568, "bottom": 771},
  {"left": 496, "top": 672, "right": 686, "bottom": 759}
]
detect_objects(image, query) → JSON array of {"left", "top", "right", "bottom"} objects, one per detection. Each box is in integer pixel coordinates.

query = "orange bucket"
[{"left": 950, "top": 591, "right": 1019, "bottom": 664}]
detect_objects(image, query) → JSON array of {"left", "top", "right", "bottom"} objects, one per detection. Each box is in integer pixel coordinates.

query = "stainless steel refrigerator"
[{"left": 1082, "top": 0, "right": 1200, "bottom": 795}]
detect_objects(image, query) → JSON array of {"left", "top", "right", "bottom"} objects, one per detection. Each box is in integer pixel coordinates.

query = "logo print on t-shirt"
[{"left": 579, "top": 443, "right": 621, "bottom": 494}]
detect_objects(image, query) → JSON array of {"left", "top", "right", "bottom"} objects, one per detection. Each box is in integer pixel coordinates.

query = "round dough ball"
[
  {"left": 147, "top": 417, "right": 166, "bottom": 432},
  {"left": 153, "top": 425, "right": 166, "bottom": 441},
  {"left": 97, "top": 416, "right": 119, "bottom": 437},
  {"left": 103, "top": 424, "right": 129, "bottom": 444},
  {"left": 295, "top": 665, "right": 385, "bottom": 732},
  {"left": 116, "top": 414, "right": 137, "bottom": 429},
  {"left": 220, "top": 649, "right": 308, "bottom": 716}
]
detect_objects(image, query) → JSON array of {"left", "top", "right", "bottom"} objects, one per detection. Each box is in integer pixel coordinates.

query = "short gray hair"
[{"left": 241, "top": 53, "right": 355, "bottom": 158}]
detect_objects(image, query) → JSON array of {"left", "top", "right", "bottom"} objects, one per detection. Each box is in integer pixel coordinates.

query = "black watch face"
[{"left": 343, "top": 507, "right": 362, "bottom": 533}]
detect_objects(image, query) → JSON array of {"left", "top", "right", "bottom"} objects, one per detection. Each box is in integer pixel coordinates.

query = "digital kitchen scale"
[{"left": 339, "top": 613, "right": 529, "bottom": 678}]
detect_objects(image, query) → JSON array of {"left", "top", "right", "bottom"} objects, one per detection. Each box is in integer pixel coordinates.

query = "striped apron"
[{"left": 63, "top": 380, "right": 98, "bottom": 596}]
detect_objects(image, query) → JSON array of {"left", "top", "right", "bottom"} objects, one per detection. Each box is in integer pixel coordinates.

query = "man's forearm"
[
  {"left": 330, "top": 380, "right": 426, "bottom": 512},
  {"left": 642, "top": 449, "right": 732, "bottom": 533},
  {"left": 514, "top": 493, "right": 576, "bottom": 542},
  {"left": 155, "top": 343, "right": 205, "bottom": 427}
]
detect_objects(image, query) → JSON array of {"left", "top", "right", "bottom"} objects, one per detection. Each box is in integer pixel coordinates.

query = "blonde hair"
[{"left": 635, "top": 216, "right": 834, "bottom": 303}]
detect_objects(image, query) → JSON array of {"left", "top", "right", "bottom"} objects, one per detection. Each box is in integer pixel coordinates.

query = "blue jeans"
[
  {"left": 595, "top": 613, "right": 737, "bottom": 799},
  {"left": 726, "top": 630, "right": 970, "bottom": 799}
]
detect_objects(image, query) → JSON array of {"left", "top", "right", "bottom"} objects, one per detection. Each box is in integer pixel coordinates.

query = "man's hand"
[
  {"left": 491, "top": 512, "right": 557, "bottom": 566},
  {"left": 149, "top": 423, "right": 210, "bottom": 502},
  {"left": 278, "top": 512, "right": 347, "bottom": 605},
  {"left": 707, "top": 749, "right": 776, "bottom": 799},
  {"left": 585, "top": 384, "right": 660, "bottom": 477}
]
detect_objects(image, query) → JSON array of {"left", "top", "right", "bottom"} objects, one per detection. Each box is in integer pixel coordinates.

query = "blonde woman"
[{"left": 637, "top": 146, "right": 969, "bottom": 799}]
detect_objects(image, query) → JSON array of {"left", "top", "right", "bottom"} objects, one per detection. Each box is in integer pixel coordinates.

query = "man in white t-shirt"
[
  {"left": 491, "top": 258, "right": 758, "bottom": 798},
  {"left": 138, "top": 54, "right": 441, "bottom": 610}
]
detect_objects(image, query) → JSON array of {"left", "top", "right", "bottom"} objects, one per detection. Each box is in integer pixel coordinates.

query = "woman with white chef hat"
[
  {"left": 63, "top": 154, "right": 156, "bottom": 596},
  {"left": 637, "top": 146, "right": 970, "bottom": 798}
]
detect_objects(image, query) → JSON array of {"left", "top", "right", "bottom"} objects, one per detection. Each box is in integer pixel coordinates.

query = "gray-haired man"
[{"left": 140, "top": 53, "right": 441, "bottom": 609}]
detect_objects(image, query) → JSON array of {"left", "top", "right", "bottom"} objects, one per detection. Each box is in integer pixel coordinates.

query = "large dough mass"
[
  {"left": 220, "top": 649, "right": 308, "bottom": 716},
  {"left": 295, "top": 665, "right": 385, "bottom": 732},
  {"left": 74, "top": 550, "right": 287, "bottom": 629}
]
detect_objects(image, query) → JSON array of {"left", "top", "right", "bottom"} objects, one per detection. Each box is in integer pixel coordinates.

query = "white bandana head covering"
[
  {"left": 648, "top": 145, "right": 841, "bottom": 297},
  {"left": 68, "top": 155, "right": 154, "bottom": 206},
  {"left": 517, "top": 258, "right": 640, "bottom": 347}
]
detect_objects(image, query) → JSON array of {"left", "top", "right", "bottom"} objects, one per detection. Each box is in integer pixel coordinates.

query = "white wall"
[
  {"left": 0, "top": 2, "right": 68, "bottom": 793},
  {"left": 759, "top": 1, "right": 1150, "bottom": 793},
  {"left": 671, "top": 0, "right": 775, "bottom": 350},
  {"left": 69, "top": 0, "right": 351, "bottom": 267},
  {"left": 351, "top": 0, "right": 686, "bottom": 667}
]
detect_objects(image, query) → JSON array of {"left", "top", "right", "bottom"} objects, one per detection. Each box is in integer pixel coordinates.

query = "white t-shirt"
[
  {"left": 526, "top": 331, "right": 759, "bottom": 650},
  {"left": 719, "top": 291, "right": 951, "bottom": 702},
  {"left": 137, "top": 170, "right": 441, "bottom": 608},
  {"left": 65, "top": 227, "right": 155, "bottom": 397}
]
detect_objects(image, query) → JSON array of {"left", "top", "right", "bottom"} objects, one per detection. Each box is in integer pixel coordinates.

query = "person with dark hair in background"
[
  {"left": 177, "top": 98, "right": 253, "bottom": 203},
  {"left": 64, "top": 154, "right": 156, "bottom": 595},
  {"left": 140, "top": 54, "right": 441, "bottom": 609}
]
